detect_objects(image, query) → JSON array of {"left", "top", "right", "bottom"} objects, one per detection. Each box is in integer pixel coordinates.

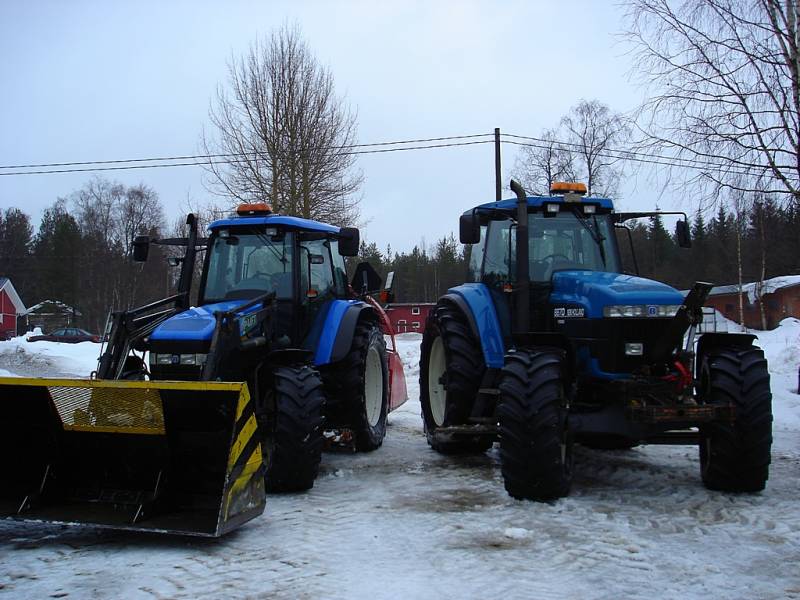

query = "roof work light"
[
  {"left": 550, "top": 182, "right": 587, "bottom": 195},
  {"left": 236, "top": 203, "right": 272, "bottom": 216}
]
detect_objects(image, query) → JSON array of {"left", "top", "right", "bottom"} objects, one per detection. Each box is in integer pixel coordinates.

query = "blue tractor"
[
  {"left": 420, "top": 181, "right": 772, "bottom": 500},
  {"left": 0, "top": 202, "right": 406, "bottom": 536}
]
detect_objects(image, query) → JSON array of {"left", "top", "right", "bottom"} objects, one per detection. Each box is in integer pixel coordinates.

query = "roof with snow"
[
  {"left": 0, "top": 277, "right": 26, "bottom": 313},
  {"left": 706, "top": 275, "right": 800, "bottom": 304},
  {"left": 23, "top": 299, "right": 82, "bottom": 317}
]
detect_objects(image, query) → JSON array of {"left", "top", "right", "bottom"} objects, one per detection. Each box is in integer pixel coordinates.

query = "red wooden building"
[
  {"left": 704, "top": 276, "right": 800, "bottom": 330},
  {"left": 384, "top": 303, "right": 435, "bottom": 334},
  {"left": 0, "top": 277, "right": 26, "bottom": 339}
]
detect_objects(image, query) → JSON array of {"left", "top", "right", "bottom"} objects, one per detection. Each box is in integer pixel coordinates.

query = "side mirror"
[
  {"left": 350, "top": 261, "right": 382, "bottom": 294},
  {"left": 676, "top": 220, "right": 692, "bottom": 248},
  {"left": 459, "top": 213, "right": 480, "bottom": 244},
  {"left": 133, "top": 236, "right": 150, "bottom": 262},
  {"left": 338, "top": 227, "right": 360, "bottom": 256}
]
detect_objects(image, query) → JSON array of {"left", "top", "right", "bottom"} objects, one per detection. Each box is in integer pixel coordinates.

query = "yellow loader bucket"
[{"left": 0, "top": 377, "right": 265, "bottom": 537}]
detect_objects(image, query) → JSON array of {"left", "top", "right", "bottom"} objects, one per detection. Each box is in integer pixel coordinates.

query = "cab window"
[
  {"left": 299, "top": 238, "right": 336, "bottom": 301},
  {"left": 329, "top": 240, "right": 348, "bottom": 296},
  {"left": 467, "top": 225, "right": 487, "bottom": 282},
  {"left": 203, "top": 230, "right": 294, "bottom": 302},
  {"left": 482, "top": 218, "right": 515, "bottom": 288}
]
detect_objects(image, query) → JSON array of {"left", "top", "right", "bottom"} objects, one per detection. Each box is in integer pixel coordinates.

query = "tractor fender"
[
  {"left": 269, "top": 348, "right": 315, "bottom": 366},
  {"left": 441, "top": 284, "right": 505, "bottom": 369},
  {"left": 695, "top": 331, "right": 758, "bottom": 378},
  {"left": 313, "top": 300, "right": 375, "bottom": 366}
]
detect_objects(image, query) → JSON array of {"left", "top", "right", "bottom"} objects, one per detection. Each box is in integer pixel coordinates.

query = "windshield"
[
  {"left": 481, "top": 211, "right": 620, "bottom": 286},
  {"left": 203, "top": 230, "right": 294, "bottom": 302},
  {"left": 528, "top": 212, "right": 619, "bottom": 280}
]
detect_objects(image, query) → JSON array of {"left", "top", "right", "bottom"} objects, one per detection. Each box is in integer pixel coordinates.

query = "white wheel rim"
[
  {"left": 428, "top": 336, "right": 447, "bottom": 426},
  {"left": 364, "top": 346, "right": 383, "bottom": 427}
]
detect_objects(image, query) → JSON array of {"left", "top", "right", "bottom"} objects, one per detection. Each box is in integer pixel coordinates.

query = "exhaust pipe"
[{"left": 510, "top": 179, "right": 530, "bottom": 334}]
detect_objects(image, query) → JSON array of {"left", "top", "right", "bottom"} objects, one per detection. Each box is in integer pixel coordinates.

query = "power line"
[
  {"left": 0, "top": 139, "right": 496, "bottom": 176},
  {"left": 503, "top": 140, "right": 744, "bottom": 176},
  {"left": 503, "top": 133, "right": 765, "bottom": 178},
  {"left": 0, "top": 130, "right": 775, "bottom": 180},
  {"left": 0, "top": 133, "right": 494, "bottom": 171}
]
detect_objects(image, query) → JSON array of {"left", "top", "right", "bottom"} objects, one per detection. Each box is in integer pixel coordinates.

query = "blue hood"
[
  {"left": 550, "top": 271, "right": 684, "bottom": 318},
  {"left": 150, "top": 300, "right": 257, "bottom": 343}
]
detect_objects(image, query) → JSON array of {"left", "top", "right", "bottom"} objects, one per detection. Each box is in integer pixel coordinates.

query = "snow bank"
[
  {"left": 753, "top": 318, "right": 800, "bottom": 431},
  {"left": 754, "top": 317, "right": 800, "bottom": 374},
  {"left": 0, "top": 335, "right": 101, "bottom": 378},
  {"left": 394, "top": 332, "right": 422, "bottom": 385}
]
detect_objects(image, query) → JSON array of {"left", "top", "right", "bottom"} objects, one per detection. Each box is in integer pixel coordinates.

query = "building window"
[
  {"left": 397, "top": 319, "right": 406, "bottom": 325},
  {"left": 412, "top": 322, "right": 420, "bottom": 329},
  {"left": 411, "top": 306, "right": 420, "bottom": 315}
]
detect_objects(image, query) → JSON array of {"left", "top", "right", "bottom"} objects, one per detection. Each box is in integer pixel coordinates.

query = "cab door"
[{"left": 298, "top": 235, "right": 344, "bottom": 347}]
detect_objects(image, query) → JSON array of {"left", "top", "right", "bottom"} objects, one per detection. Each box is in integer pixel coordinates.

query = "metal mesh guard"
[{"left": 48, "top": 385, "right": 166, "bottom": 434}]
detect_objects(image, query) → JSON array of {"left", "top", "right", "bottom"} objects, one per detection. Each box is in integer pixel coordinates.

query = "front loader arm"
[{"left": 96, "top": 292, "right": 189, "bottom": 380}]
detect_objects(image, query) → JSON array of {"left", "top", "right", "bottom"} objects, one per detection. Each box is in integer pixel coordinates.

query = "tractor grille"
[
  {"left": 560, "top": 318, "right": 673, "bottom": 373},
  {"left": 48, "top": 385, "right": 166, "bottom": 434}
]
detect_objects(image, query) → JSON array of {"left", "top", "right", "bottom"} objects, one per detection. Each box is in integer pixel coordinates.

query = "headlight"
[
  {"left": 604, "top": 305, "right": 644, "bottom": 318},
  {"left": 149, "top": 353, "right": 207, "bottom": 365},
  {"left": 603, "top": 305, "right": 682, "bottom": 318}
]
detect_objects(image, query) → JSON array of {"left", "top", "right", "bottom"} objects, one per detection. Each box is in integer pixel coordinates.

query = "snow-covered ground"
[{"left": 1, "top": 326, "right": 799, "bottom": 599}]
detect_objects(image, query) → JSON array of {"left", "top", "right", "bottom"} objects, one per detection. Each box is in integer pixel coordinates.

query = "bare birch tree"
[
  {"left": 202, "top": 24, "right": 362, "bottom": 226},
  {"left": 512, "top": 128, "right": 577, "bottom": 195},
  {"left": 561, "top": 99, "right": 632, "bottom": 197},
  {"left": 512, "top": 100, "right": 630, "bottom": 197},
  {"left": 624, "top": 0, "right": 800, "bottom": 205}
]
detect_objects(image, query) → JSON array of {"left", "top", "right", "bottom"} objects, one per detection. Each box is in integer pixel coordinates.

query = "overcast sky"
[{"left": 0, "top": 1, "right": 673, "bottom": 253}]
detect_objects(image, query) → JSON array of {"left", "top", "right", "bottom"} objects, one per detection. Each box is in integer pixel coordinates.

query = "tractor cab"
[
  {"left": 460, "top": 182, "right": 689, "bottom": 342},
  {"left": 195, "top": 202, "right": 359, "bottom": 353},
  {"left": 464, "top": 183, "right": 621, "bottom": 287}
]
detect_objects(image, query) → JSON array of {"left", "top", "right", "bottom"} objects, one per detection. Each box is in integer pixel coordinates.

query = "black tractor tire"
[
  {"left": 325, "top": 318, "right": 389, "bottom": 452},
  {"left": 121, "top": 355, "right": 147, "bottom": 380},
  {"left": 497, "top": 349, "right": 573, "bottom": 501},
  {"left": 698, "top": 345, "right": 772, "bottom": 492},
  {"left": 262, "top": 364, "right": 325, "bottom": 492},
  {"left": 419, "top": 302, "right": 492, "bottom": 454}
]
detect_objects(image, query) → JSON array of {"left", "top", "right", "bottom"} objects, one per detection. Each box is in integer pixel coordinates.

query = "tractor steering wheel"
[{"left": 542, "top": 253, "right": 571, "bottom": 263}]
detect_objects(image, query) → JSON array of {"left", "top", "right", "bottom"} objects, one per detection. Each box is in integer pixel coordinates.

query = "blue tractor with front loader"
[
  {"left": 0, "top": 202, "right": 407, "bottom": 536},
  {"left": 420, "top": 181, "right": 772, "bottom": 500}
]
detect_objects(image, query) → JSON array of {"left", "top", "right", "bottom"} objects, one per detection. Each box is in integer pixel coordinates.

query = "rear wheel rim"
[
  {"left": 364, "top": 345, "right": 383, "bottom": 427},
  {"left": 428, "top": 336, "right": 447, "bottom": 426}
]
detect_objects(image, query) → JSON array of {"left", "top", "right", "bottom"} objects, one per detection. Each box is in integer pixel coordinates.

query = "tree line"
[
  {"left": 623, "top": 196, "right": 800, "bottom": 293},
  {"left": 0, "top": 178, "right": 173, "bottom": 333}
]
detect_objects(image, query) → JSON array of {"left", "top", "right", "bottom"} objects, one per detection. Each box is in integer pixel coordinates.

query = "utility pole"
[{"left": 494, "top": 127, "right": 502, "bottom": 201}]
